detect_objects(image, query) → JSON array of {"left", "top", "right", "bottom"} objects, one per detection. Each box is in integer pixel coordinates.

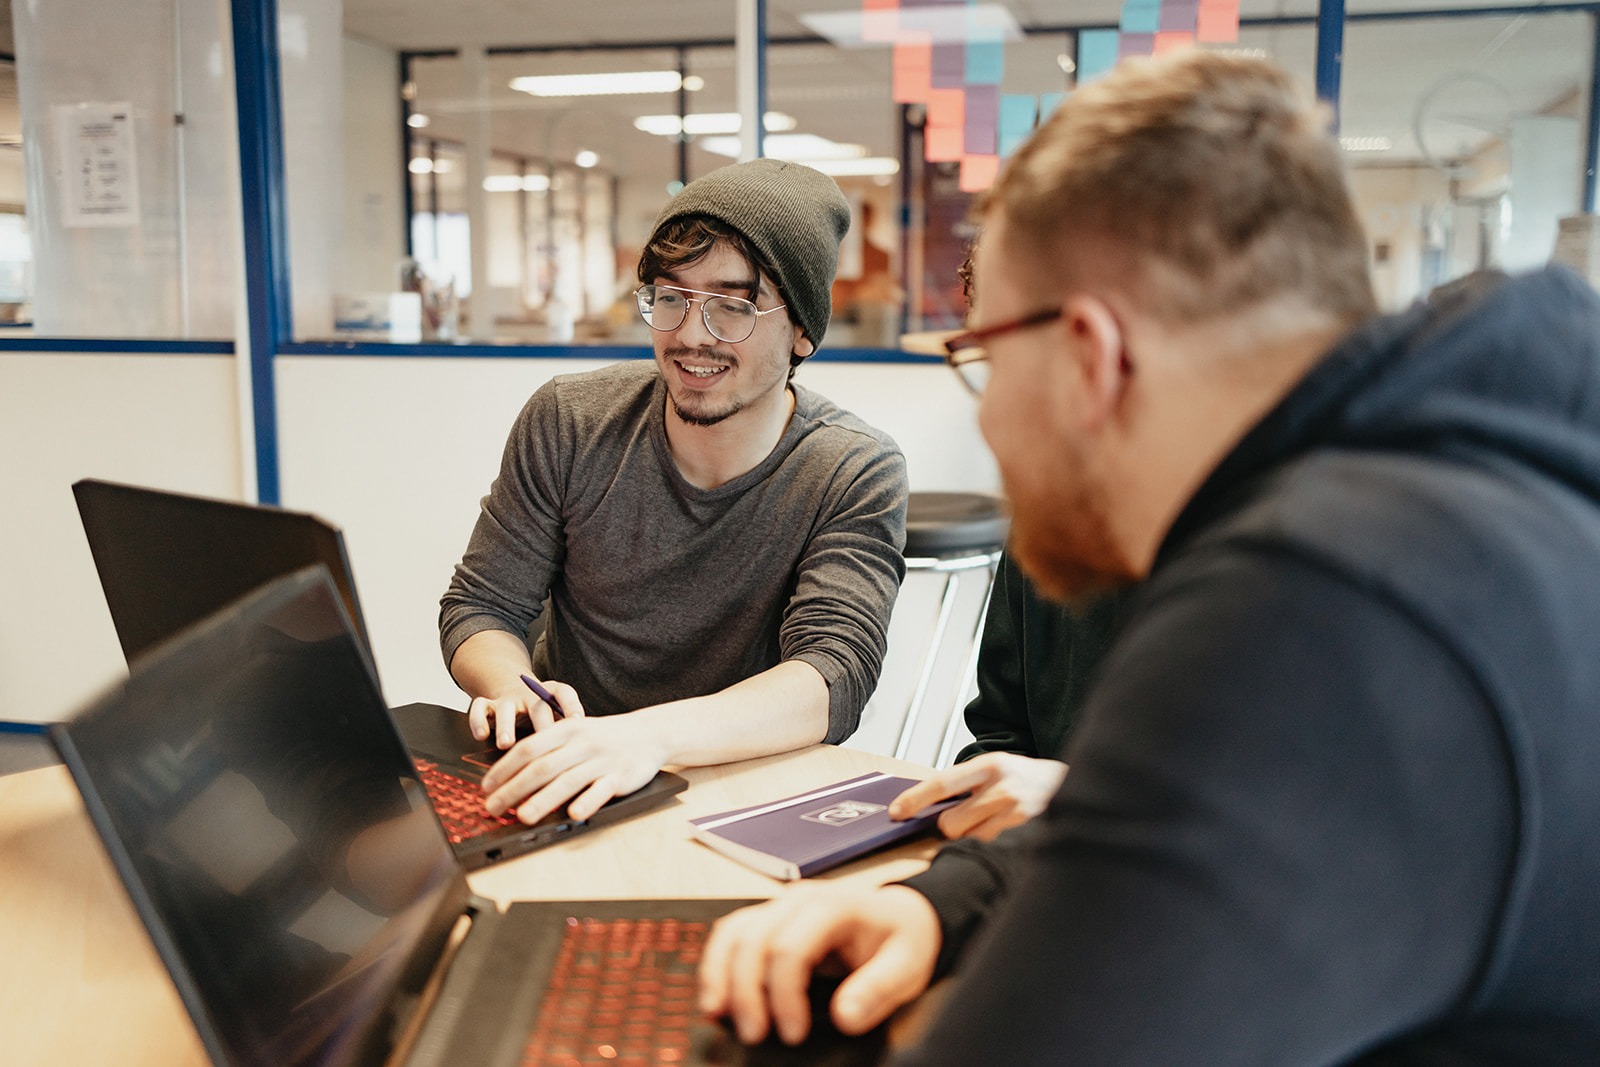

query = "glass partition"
[
  {"left": 0, "top": 56, "right": 30, "bottom": 328},
  {"left": 1340, "top": 9, "right": 1592, "bottom": 308},
  {"left": 384, "top": 46, "right": 689, "bottom": 344},
  {"left": 280, "top": 0, "right": 1600, "bottom": 347},
  {"left": 0, "top": 0, "right": 1591, "bottom": 345},
  {"left": 2, "top": 0, "right": 237, "bottom": 340}
]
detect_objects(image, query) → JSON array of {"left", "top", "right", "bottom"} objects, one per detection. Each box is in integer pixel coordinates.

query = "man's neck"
[
  {"left": 664, "top": 385, "right": 797, "bottom": 490},
  {"left": 1110, "top": 314, "right": 1355, "bottom": 576}
]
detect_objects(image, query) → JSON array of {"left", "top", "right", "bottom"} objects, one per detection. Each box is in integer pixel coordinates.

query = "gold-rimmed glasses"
[{"left": 635, "top": 283, "right": 788, "bottom": 344}]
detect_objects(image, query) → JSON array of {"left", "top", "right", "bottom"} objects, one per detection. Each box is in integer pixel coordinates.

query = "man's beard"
[
  {"left": 664, "top": 349, "right": 742, "bottom": 426},
  {"left": 669, "top": 390, "right": 744, "bottom": 426},
  {"left": 1004, "top": 450, "right": 1132, "bottom": 608}
]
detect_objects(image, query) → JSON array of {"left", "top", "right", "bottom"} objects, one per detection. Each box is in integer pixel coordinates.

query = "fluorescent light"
[
  {"left": 574, "top": 150, "right": 600, "bottom": 169},
  {"left": 633, "top": 111, "right": 798, "bottom": 137},
  {"left": 509, "top": 70, "right": 683, "bottom": 97},
  {"left": 407, "top": 113, "right": 431, "bottom": 129},
  {"left": 699, "top": 133, "right": 868, "bottom": 161},
  {"left": 409, "top": 158, "right": 453, "bottom": 174},
  {"left": 696, "top": 136, "right": 742, "bottom": 158},
  {"left": 483, "top": 174, "right": 552, "bottom": 192},
  {"left": 808, "top": 157, "right": 901, "bottom": 178},
  {"left": 1341, "top": 136, "right": 1394, "bottom": 153},
  {"left": 802, "top": 3, "right": 1022, "bottom": 47}
]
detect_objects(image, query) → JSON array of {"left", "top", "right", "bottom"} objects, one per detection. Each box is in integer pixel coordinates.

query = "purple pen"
[{"left": 520, "top": 673, "right": 564, "bottom": 718}]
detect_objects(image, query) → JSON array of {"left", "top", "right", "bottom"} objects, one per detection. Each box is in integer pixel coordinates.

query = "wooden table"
[{"left": 0, "top": 744, "right": 940, "bottom": 1066}]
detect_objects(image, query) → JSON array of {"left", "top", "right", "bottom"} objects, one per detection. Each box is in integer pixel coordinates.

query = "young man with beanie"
[
  {"left": 439, "top": 159, "right": 908, "bottom": 828},
  {"left": 700, "top": 52, "right": 1600, "bottom": 1062}
]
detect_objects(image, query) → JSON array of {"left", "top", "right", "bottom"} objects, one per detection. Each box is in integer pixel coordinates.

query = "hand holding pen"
[
  {"left": 520, "top": 673, "right": 566, "bottom": 720},
  {"left": 468, "top": 673, "right": 582, "bottom": 749}
]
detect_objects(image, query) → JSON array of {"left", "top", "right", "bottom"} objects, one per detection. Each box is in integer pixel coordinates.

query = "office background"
[{"left": 1, "top": 0, "right": 1593, "bottom": 760}]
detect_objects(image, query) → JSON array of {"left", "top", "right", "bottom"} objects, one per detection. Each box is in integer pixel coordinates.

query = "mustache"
[{"left": 664, "top": 346, "right": 738, "bottom": 367}]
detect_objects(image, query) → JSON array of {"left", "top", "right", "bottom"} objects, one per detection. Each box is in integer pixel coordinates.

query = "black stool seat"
[{"left": 905, "top": 492, "right": 1010, "bottom": 557}]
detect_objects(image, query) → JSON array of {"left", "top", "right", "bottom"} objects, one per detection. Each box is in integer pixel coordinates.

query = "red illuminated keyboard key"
[
  {"left": 521, "top": 917, "right": 709, "bottom": 1067},
  {"left": 413, "top": 758, "right": 521, "bottom": 843}
]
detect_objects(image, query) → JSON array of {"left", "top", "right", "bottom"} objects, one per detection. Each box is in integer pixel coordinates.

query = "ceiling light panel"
[
  {"left": 801, "top": 3, "right": 1023, "bottom": 48},
  {"left": 509, "top": 70, "right": 685, "bottom": 97},
  {"left": 633, "top": 112, "right": 798, "bottom": 137},
  {"left": 697, "top": 133, "right": 868, "bottom": 161}
]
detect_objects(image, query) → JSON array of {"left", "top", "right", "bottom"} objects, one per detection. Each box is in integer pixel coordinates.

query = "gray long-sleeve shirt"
[{"left": 439, "top": 360, "right": 908, "bottom": 742}]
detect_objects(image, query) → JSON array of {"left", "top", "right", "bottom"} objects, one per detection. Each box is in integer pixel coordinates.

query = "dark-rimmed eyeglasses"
[
  {"left": 635, "top": 283, "right": 788, "bottom": 344},
  {"left": 942, "top": 307, "right": 1063, "bottom": 396}
]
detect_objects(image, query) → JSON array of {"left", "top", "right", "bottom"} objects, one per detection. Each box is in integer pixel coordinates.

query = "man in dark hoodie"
[{"left": 699, "top": 50, "right": 1600, "bottom": 1063}]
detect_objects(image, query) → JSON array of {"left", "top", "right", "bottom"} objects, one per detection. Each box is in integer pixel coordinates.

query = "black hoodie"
[{"left": 898, "top": 267, "right": 1600, "bottom": 1065}]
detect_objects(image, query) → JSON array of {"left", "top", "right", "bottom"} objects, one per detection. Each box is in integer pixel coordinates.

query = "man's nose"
[{"left": 673, "top": 301, "right": 717, "bottom": 345}]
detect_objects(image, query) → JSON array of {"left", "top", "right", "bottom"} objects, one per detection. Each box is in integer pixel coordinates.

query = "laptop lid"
[
  {"left": 52, "top": 567, "right": 471, "bottom": 1067},
  {"left": 72, "top": 478, "right": 372, "bottom": 664},
  {"left": 71, "top": 477, "right": 689, "bottom": 869}
]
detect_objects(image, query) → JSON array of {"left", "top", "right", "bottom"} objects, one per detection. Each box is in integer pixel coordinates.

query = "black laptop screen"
[
  {"left": 55, "top": 570, "right": 467, "bottom": 1067},
  {"left": 73, "top": 479, "right": 372, "bottom": 664}
]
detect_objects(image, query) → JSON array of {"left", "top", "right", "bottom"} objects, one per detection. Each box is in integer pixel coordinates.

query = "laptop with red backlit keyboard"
[
  {"left": 521, "top": 914, "right": 706, "bottom": 1063},
  {"left": 52, "top": 569, "right": 886, "bottom": 1066},
  {"left": 387, "top": 698, "right": 686, "bottom": 869},
  {"left": 72, "top": 477, "right": 687, "bottom": 870},
  {"left": 414, "top": 758, "right": 522, "bottom": 844}
]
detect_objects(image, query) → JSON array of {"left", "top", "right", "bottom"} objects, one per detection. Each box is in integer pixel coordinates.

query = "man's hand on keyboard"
[
  {"left": 480, "top": 712, "right": 669, "bottom": 823},
  {"left": 699, "top": 883, "right": 940, "bottom": 1046}
]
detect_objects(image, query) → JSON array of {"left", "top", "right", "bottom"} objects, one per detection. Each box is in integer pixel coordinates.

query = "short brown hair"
[
  {"left": 987, "top": 51, "right": 1375, "bottom": 327},
  {"left": 638, "top": 214, "right": 770, "bottom": 303}
]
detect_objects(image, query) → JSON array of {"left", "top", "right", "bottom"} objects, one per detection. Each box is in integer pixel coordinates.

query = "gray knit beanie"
[{"left": 646, "top": 158, "right": 851, "bottom": 348}]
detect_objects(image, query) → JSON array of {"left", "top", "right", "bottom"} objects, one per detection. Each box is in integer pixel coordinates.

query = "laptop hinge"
[{"left": 390, "top": 899, "right": 502, "bottom": 1066}]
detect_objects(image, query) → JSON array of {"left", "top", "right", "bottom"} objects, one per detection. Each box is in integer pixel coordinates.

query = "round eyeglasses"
[{"left": 635, "top": 283, "right": 788, "bottom": 344}]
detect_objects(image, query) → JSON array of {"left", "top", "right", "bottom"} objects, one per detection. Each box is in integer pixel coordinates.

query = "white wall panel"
[
  {"left": 0, "top": 345, "right": 998, "bottom": 762},
  {"left": 0, "top": 352, "right": 241, "bottom": 722}
]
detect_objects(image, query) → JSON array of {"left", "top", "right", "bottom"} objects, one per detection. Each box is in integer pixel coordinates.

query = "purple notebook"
[{"left": 689, "top": 771, "right": 959, "bottom": 881}]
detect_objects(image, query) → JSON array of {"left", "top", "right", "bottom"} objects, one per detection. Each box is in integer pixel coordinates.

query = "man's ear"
[
  {"left": 1062, "top": 294, "right": 1129, "bottom": 431},
  {"left": 793, "top": 334, "right": 816, "bottom": 359}
]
